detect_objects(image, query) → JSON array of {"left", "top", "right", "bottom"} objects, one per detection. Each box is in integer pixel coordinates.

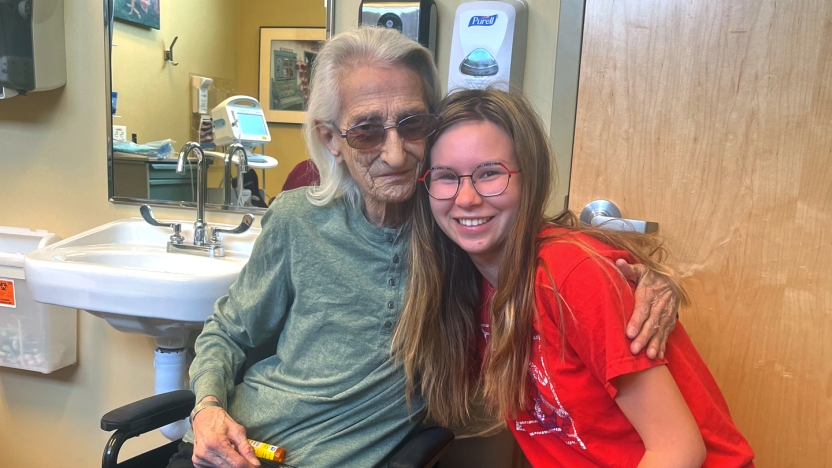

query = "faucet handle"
[
  {"left": 210, "top": 214, "right": 255, "bottom": 244},
  {"left": 140, "top": 205, "right": 185, "bottom": 244}
]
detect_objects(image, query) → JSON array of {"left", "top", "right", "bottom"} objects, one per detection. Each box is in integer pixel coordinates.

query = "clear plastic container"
[{"left": 0, "top": 226, "right": 77, "bottom": 373}]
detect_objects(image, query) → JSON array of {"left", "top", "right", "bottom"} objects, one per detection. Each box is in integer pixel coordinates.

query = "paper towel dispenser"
[
  {"left": 359, "top": 0, "right": 438, "bottom": 60},
  {"left": 0, "top": 0, "right": 66, "bottom": 99}
]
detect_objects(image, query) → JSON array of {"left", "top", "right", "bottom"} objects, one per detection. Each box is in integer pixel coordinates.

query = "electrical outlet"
[{"left": 113, "top": 125, "right": 127, "bottom": 142}]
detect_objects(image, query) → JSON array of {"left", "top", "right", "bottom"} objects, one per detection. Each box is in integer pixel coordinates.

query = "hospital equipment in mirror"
[
  {"left": 105, "top": 0, "right": 327, "bottom": 213},
  {"left": 209, "top": 96, "right": 278, "bottom": 207}
]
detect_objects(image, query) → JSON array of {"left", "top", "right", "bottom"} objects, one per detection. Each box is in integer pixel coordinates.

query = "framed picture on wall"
[
  {"left": 113, "top": 0, "right": 161, "bottom": 30},
  {"left": 259, "top": 27, "right": 326, "bottom": 124}
]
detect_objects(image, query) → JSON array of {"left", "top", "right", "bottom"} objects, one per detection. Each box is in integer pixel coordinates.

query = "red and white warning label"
[{"left": 0, "top": 278, "right": 16, "bottom": 308}]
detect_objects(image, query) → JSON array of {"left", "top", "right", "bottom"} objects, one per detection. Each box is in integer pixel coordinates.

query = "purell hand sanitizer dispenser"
[
  {"left": 0, "top": 0, "right": 66, "bottom": 99},
  {"left": 448, "top": 0, "right": 528, "bottom": 92}
]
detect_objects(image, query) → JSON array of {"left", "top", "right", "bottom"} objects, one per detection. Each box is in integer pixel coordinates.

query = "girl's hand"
[{"left": 615, "top": 259, "right": 679, "bottom": 360}]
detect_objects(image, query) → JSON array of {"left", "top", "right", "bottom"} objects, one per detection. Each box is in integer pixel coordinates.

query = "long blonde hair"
[{"left": 393, "top": 88, "right": 688, "bottom": 428}]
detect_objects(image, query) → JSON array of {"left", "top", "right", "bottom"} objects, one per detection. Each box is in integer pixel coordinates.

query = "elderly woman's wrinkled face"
[{"left": 321, "top": 65, "right": 429, "bottom": 208}]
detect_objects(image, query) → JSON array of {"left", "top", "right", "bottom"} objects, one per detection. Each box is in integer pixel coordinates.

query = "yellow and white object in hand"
[{"left": 248, "top": 439, "right": 286, "bottom": 462}]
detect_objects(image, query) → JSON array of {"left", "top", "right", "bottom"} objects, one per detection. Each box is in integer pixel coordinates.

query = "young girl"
[{"left": 393, "top": 89, "right": 754, "bottom": 467}]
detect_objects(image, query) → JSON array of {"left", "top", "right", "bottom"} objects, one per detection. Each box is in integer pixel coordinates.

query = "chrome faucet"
[
  {"left": 177, "top": 142, "right": 209, "bottom": 245},
  {"left": 138, "top": 141, "right": 255, "bottom": 258},
  {"left": 223, "top": 143, "right": 249, "bottom": 205}
]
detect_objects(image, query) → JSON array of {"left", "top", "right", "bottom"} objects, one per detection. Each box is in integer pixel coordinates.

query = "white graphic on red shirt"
[
  {"left": 480, "top": 323, "right": 491, "bottom": 342},
  {"left": 517, "top": 335, "right": 586, "bottom": 448},
  {"left": 482, "top": 324, "right": 585, "bottom": 449}
]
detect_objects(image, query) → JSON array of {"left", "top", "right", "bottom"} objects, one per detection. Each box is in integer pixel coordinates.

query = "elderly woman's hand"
[
  {"left": 192, "top": 399, "right": 260, "bottom": 468},
  {"left": 615, "top": 259, "right": 680, "bottom": 360}
]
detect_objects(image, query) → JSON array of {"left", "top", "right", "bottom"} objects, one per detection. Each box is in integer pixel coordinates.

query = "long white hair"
[{"left": 302, "top": 27, "right": 442, "bottom": 209}]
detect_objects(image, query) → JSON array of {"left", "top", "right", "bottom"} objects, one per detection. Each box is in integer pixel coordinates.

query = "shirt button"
[
  {"left": 384, "top": 321, "right": 393, "bottom": 329},
  {"left": 387, "top": 301, "right": 395, "bottom": 309},
  {"left": 393, "top": 255, "right": 400, "bottom": 264},
  {"left": 386, "top": 234, "right": 394, "bottom": 243},
  {"left": 388, "top": 278, "right": 395, "bottom": 286}
]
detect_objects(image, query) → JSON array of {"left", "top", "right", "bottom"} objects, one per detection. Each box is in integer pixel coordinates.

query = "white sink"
[{"left": 24, "top": 217, "right": 260, "bottom": 347}]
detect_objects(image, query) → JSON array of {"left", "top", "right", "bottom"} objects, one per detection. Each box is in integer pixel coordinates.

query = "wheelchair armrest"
[
  {"left": 101, "top": 389, "right": 195, "bottom": 434},
  {"left": 387, "top": 426, "right": 455, "bottom": 468}
]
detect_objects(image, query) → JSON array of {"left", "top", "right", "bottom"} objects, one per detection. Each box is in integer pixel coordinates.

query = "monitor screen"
[{"left": 237, "top": 112, "right": 268, "bottom": 137}]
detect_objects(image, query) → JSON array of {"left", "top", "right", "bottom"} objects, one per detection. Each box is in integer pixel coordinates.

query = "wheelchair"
[
  {"left": 100, "top": 333, "right": 454, "bottom": 468},
  {"left": 100, "top": 389, "right": 454, "bottom": 468}
]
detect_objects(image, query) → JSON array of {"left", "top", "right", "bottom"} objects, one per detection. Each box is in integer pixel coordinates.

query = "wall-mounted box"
[
  {"left": 448, "top": 0, "right": 528, "bottom": 91},
  {"left": 0, "top": 0, "right": 67, "bottom": 99},
  {"left": 359, "top": 0, "right": 438, "bottom": 60},
  {"left": 0, "top": 226, "right": 76, "bottom": 374}
]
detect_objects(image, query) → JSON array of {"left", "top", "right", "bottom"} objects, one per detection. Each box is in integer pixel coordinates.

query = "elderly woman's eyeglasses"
[
  {"left": 418, "top": 162, "right": 521, "bottom": 200},
  {"left": 339, "top": 114, "right": 438, "bottom": 150}
]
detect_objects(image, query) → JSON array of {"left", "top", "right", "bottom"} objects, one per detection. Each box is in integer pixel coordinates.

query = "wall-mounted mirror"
[{"left": 105, "top": 0, "right": 326, "bottom": 213}]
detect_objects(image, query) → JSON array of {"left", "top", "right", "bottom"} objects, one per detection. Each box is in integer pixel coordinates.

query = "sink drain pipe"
[{"left": 155, "top": 347, "right": 191, "bottom": 440}]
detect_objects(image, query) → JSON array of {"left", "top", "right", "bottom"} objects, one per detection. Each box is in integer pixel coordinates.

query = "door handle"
[{"left": 579, "top": 200, "right": 658, "bottom": 234}]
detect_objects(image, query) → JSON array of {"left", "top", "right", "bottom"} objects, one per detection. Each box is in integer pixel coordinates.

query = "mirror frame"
[{"left": 104, "top": 0, "right": 268, "bottom": 215}]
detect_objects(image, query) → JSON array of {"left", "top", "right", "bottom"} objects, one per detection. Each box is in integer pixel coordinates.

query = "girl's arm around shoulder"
[{"left": 614, "top": 365, "right": 706, "bottom": 468}]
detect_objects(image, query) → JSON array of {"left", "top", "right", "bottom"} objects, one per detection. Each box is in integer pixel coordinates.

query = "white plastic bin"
[{"left": 0, "top": 226, "right": 77, "bottom": 373}]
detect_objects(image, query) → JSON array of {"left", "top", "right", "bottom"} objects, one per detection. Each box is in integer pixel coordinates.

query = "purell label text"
[{"left": 468, "top": 14, "right": 497, "bottom": 26}]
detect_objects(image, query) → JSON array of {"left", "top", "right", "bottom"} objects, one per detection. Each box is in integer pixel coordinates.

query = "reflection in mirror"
[{"left": 106, "top": 0, "right": 326, "bottom": 212}]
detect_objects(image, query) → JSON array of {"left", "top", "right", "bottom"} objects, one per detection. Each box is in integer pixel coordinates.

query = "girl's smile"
[{"left": 428, "top": 120, "right": 521, "bottom": 277}]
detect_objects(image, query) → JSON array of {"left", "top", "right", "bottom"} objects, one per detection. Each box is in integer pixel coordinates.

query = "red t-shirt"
[{"left": 478, "top": 228, "right": 754, "bottom": 467}]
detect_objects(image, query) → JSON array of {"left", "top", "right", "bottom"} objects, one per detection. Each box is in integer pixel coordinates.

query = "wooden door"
[{"left": 568, "top": 0, "right": 832, "bottom": 466}]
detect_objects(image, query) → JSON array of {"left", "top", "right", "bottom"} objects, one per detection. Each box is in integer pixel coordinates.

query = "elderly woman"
[{"left": 173, "top": 27, "right": 677, "bottom": 468}]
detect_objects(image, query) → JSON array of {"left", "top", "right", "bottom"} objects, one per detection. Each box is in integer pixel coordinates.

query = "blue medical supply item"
[{"left": 113, "top": 139, "right": 176, "bottom": 159}]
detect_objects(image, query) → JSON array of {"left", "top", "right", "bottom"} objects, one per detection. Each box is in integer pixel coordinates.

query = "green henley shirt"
[{"left": 185, "top": 189, "right": 426, "bottom": 467}]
